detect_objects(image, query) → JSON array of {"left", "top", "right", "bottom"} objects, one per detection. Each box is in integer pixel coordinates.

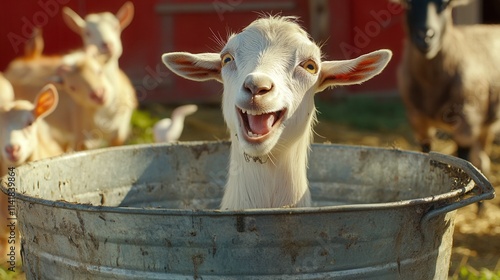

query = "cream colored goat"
[
  {"left": 4, "top": 44, "right": 112, "bottom": 151},
  {"left": 153, "top": 104, "right": 198, "bottom": 143},
  {"left": 163, "top": 16, "right": 392, "bottom": 210},
  {"left": 0, "top": 84, "right": 62, "bottom": 173},
  {"left": 0, "top": 73, "right": 14, "bottom": 105},
  {"left": 63, "top": 2, "right": 138, "bottom": 146}
]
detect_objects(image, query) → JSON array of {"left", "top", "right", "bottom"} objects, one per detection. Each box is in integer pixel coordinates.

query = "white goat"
[
  {"left": 0, "top": 73, "right": 14, "bottom": 105},
  {"left": 63, "top": 2, "right": 138, "bottom": 146},
  {"left": 394, "top": 0, "right": 500, "bottom": 174},
  {"left": 0, "top": 84, "right": 62, "bottom": 174},
  {"left": 153, "top": 104, "right": 198, "bottom": 143},
  {"left": 162, "top": 16, "right": 392, "bottom": 209},
  {"left": 4, "top": 43, "right": 112, "bottom": 151}
]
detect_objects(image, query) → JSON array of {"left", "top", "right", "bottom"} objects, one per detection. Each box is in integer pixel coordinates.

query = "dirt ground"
[{"left": 153, "top": 103, "right": 500, "bottom": 276}]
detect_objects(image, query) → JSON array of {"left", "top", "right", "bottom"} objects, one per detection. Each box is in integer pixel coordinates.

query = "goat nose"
[
  {"left": 90, "top": 88, "right": 106, "bottom": 104},
  {"left": 244, "top": 74, "right": 274, "bottom": 96},
  {"left": 418, "top": 28, "right": 435, "bottom": 42},
  {"left": 102, "top": 42, "right": 111, "bottom": 52},
  {"left": 96, "top": 88, "right": 105, "bottom": 96},
  {"left": 5, "top": 145, "right": 20, "bottom": 155}
]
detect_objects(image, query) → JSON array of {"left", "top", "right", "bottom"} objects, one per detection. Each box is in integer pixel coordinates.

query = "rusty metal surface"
[{"left": 0, "top": 141, "right": 494, "bottom": 279}]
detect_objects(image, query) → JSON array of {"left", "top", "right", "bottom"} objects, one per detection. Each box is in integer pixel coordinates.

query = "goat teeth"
[{"left": 248, "top": 131, "right": 262, "bottom": 137}]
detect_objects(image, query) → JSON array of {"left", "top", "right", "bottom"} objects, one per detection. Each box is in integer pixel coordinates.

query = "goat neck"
[{"left": 222, "top": 108, "right": 314, "bottom": 209}]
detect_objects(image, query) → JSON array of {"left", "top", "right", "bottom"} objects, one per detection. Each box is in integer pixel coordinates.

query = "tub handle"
[{"left": 422, "top": 152, "right": 496, "bottom": 223}]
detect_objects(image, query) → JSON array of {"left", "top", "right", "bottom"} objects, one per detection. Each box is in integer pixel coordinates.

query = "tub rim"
[{"left": 0, "top": 142, "right": 494, "bottom": 218}]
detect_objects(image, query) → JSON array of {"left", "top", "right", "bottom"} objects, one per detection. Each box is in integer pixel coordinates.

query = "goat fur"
[{"left": 4, "top": 31, "right": 112, "bottom": 151}]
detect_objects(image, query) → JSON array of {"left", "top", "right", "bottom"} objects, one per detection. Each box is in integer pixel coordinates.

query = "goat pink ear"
[
  {"left": 62, "top": 6, "right": 86, "bottom": 34},
  {"left": 33, "top": 84, "right": 59, "bottom": 119},
  {"left": 162, "top": 52, "right": 222, "bottom": 83},
  {"left": 316, "top": 49, "right": 392, "bottom": 92},
  {"left": 116, "top": 1, "right": 134, "bottom": 30}
]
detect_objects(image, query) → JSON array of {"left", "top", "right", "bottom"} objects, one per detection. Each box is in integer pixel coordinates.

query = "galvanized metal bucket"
[{"left": 1, "top": 142, "right": 495, "bottom": 279}]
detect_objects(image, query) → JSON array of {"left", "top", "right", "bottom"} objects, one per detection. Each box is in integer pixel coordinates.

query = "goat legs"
[{"left": 405, "top": 108, "right": 435, "bottom": 153}]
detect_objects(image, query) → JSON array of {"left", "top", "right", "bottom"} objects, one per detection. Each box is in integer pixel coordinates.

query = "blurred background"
[
  {"left": 1, "top": 1, "right": 500, "bottom": 279},
  {"left": 0, "top": 0, "right": 492, "bottom": 104}
]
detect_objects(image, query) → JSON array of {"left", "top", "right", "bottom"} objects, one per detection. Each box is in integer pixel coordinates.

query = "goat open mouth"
[{"left": 237, "top": 107, "right": 286, "bottom": 142}]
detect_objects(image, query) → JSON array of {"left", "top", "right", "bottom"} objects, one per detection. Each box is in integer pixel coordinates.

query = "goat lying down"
[
  {"left": 394, "top": 0, "right": 500, "bottom": 174},
  {"left": 162, "top": 16, "right": 392, "bottom": 210}
]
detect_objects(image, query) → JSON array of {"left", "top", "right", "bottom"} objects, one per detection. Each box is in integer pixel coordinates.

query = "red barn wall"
[{"left": 0, "top": 0, "right": 404, "bottom": 104}]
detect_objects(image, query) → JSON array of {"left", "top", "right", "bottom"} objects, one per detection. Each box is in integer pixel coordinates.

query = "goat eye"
[
  {"left": 221, "top": 53, "right": 234, "bottom": 67},
  {"left": 26, "top": 120, "right": 33, "bottom": 127},
  {"left": 301, "top": 60, "right": 318, "bottom": 74}
]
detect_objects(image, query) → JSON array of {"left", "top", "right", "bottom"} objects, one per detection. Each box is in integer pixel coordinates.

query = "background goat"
[
  {"left": 163, "top": 16, "right": 392, "bottom": 209},
  {"left": 0, "top": 84, "right": 61, "bottom": 173},
  {"left": 4, "top": 41, "right": 112, "bottom": 151},
  {"left": 394, "top": 0, "right": 500, "bottom": 174},
  {"left": 63, "top": 2, "right": 138, "bottom": 146},
  {"left": 153, "top": 104, "right": 198, "bottom": 143}
]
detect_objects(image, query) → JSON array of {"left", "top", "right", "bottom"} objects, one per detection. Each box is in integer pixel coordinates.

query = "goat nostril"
[
  {"left": 245, "top": 84, "right": 273, "bottom": 96},
  {"left": 260, "top": 84, "right": 273, "bottom": 95}
]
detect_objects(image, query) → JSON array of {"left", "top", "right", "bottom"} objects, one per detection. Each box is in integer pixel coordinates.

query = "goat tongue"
[{"left": 247, "top": 113, "right": 276, "bottom": 135}]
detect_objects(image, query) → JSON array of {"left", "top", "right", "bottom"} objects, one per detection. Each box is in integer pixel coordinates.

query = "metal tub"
[{"left": 1, "top": 142, "right": 495, "bottom": 279}]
